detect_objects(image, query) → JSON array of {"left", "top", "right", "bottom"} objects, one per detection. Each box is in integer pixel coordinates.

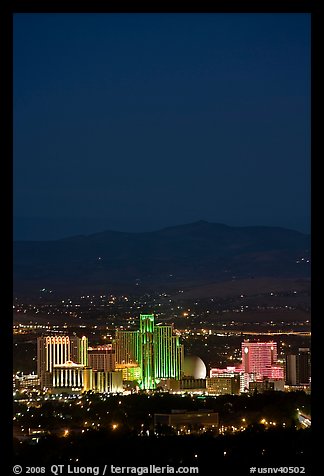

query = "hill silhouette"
[{"left": 13, "top": 221, "right": 310, "bottom": 297}]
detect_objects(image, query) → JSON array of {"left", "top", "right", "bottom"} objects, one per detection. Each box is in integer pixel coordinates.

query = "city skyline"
[
  {"left": 13, "top": 299, "right": 311, "bottom": 470},
  {"left": 30, "top": 312, "right": 310, "bottom": 395}
]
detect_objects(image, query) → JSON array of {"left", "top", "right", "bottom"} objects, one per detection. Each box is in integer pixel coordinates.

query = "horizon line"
[{"left": 13, "top": 219, "right": 310, "bottom": 242}]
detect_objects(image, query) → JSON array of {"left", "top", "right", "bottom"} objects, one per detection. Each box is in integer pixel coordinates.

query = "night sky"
[{"left": 13, "top": 13, "right": 310, "bottom": 241}]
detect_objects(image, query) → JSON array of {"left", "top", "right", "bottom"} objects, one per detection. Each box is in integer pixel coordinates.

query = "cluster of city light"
[
  {"left": 219, "top": 425, "right": 246, "bottom": 434},
  {"left": 260, "top": 418, "right": 277, "bottom": 426}
]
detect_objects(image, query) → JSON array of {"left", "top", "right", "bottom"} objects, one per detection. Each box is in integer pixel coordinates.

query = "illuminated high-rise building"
[
  {"left": 154, "top": 325, "right": 183, "bottom": 380},
  {"left": 88, "top": 345, "right": 116, "bottom": 371},
  {"left": 242, "top": 340, "right": 278, "bottom": 377},
  {"left": 37, "top": 335, "right": 88, "bottom": 389},
  {"left": 70, "top": 336, "right": 88, "bottom": 366},
  {"left": 139, "top": 314, "right": 155, "bottom": 390},
  {"left": 285, "top": 348, "right": 311, "bottom": 386},
  {"left": 114, "top": 330, "right": 140, "bottom": 365},
  {"left": 241, "top": 340, "right": 284, "bottom": 391},
  {"left": 37, "top": 336, "right": 71, "bottom": 389}
]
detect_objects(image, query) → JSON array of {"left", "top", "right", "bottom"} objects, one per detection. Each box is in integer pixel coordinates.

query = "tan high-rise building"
[
  {"left": 88, "top": 345, "right": 116, "bottom": 371},
  {"left": 37, "top": 335, "right": 88, "bottom": 389},
  {"left": 113, "top": 330, "right": 140, "bottom": 365},
  {"left": 70, "top": 336, "right": 88, "bottom": 366},
  {"left": 37, "top": 336, "right": 71, "bottom": 389}
]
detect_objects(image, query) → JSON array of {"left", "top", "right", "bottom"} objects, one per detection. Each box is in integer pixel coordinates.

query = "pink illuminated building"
[
  {"left": 210, "top": 366, "right": 242, "bottom": 378},
  {"left": 210, "top": 341, "right": 284, "bottom": 393},
  {"left": 241, "top": 340, "right": 284, "bottom": 391},
  {"left": 241, "top": 340, "right": 278, "bottom": 377}
]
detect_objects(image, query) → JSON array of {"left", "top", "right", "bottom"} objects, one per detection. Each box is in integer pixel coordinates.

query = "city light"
[{"left": 13, "top": 296, "right": 311, "bottom": 461}]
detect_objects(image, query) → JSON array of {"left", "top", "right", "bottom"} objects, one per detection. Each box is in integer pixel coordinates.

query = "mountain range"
[{"left": 13, "top": 221, "right": 310, "bottom": 297}]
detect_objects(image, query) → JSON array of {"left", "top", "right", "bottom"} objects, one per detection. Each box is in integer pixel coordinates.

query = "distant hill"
[{"left": 13, "top": 221, "right": 310, "bottom": 297}]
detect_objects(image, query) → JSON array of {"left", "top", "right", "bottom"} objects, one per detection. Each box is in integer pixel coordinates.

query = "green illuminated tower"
[
  {"left": 139, "top": 314, "right": 155, "bottom": 390},
  {"left": 154, "top": 325, "right": 184, "bottom": 380},
  {"left": 115, "top": 314, "right": 184, "bottom": 390}
]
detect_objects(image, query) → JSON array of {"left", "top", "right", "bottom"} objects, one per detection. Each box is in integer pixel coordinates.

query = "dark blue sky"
[{"left": 13, "top": 13, "right": 310, "bottom": 240}]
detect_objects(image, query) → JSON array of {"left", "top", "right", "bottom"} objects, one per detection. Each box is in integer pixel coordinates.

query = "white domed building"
[{"left": 183, "top": 355, "right": 207, "bottom": 379}]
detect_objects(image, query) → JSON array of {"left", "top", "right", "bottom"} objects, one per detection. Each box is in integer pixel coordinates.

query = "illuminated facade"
[
  {"left": 58, "top": 365, "right": 123, "bottom": 393},
  {"left": 88, "top": 345, "right": 115, "bottom": 371},
  {"left": 37, "top": 335, "right": 88, "bottom": 389},
  {"left": 52, "top": 361, "right": 85, "bottom": 392},
  {"left": 83, "top": 367, "right": 93, "bottom": 392},
  {"left": 91, "top": 370, "right": 123, "bottom": 393},
  {"left": 154, "top": 325, "right": 184, "bottom": 380},
  {"left": 115, "top": 314, "right": 183, "bottom": 389},
  {"left": 71, "top": 336, "right": 88, "bottom": 366},
  {"left": 114, "top": 330, "right": 140, "bottom": 365},
  {"left": 14, "top": 373, "right": 40, "bottom": 390},
  {"left": 241, "top": 340, "right": 284, "bottom": 391},
  {"left": 37, "top": 336, "right": 71, "bottom": 389},
  {"left": 242, "top": 340, "right": 277, "bottom": 376},
  {"left": 206, "top": 375, "right": 240, "bottom": 395},
  {"left": 210, "top": 366, "right": 242, "bottom": 377},
  {"left": 139, "top": 314, "right": 155, "bottom": 389},
  {"left": 115, "top": 363, "right": 142, "bottom": 381}
]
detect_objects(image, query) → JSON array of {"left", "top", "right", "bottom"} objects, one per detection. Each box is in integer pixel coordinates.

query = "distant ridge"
[
  {"left": 13, "top": 221, "right": 310, "bottom": 297},
  {"left": 14, "top": 220, "right": 308, "bottom": 243}
]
